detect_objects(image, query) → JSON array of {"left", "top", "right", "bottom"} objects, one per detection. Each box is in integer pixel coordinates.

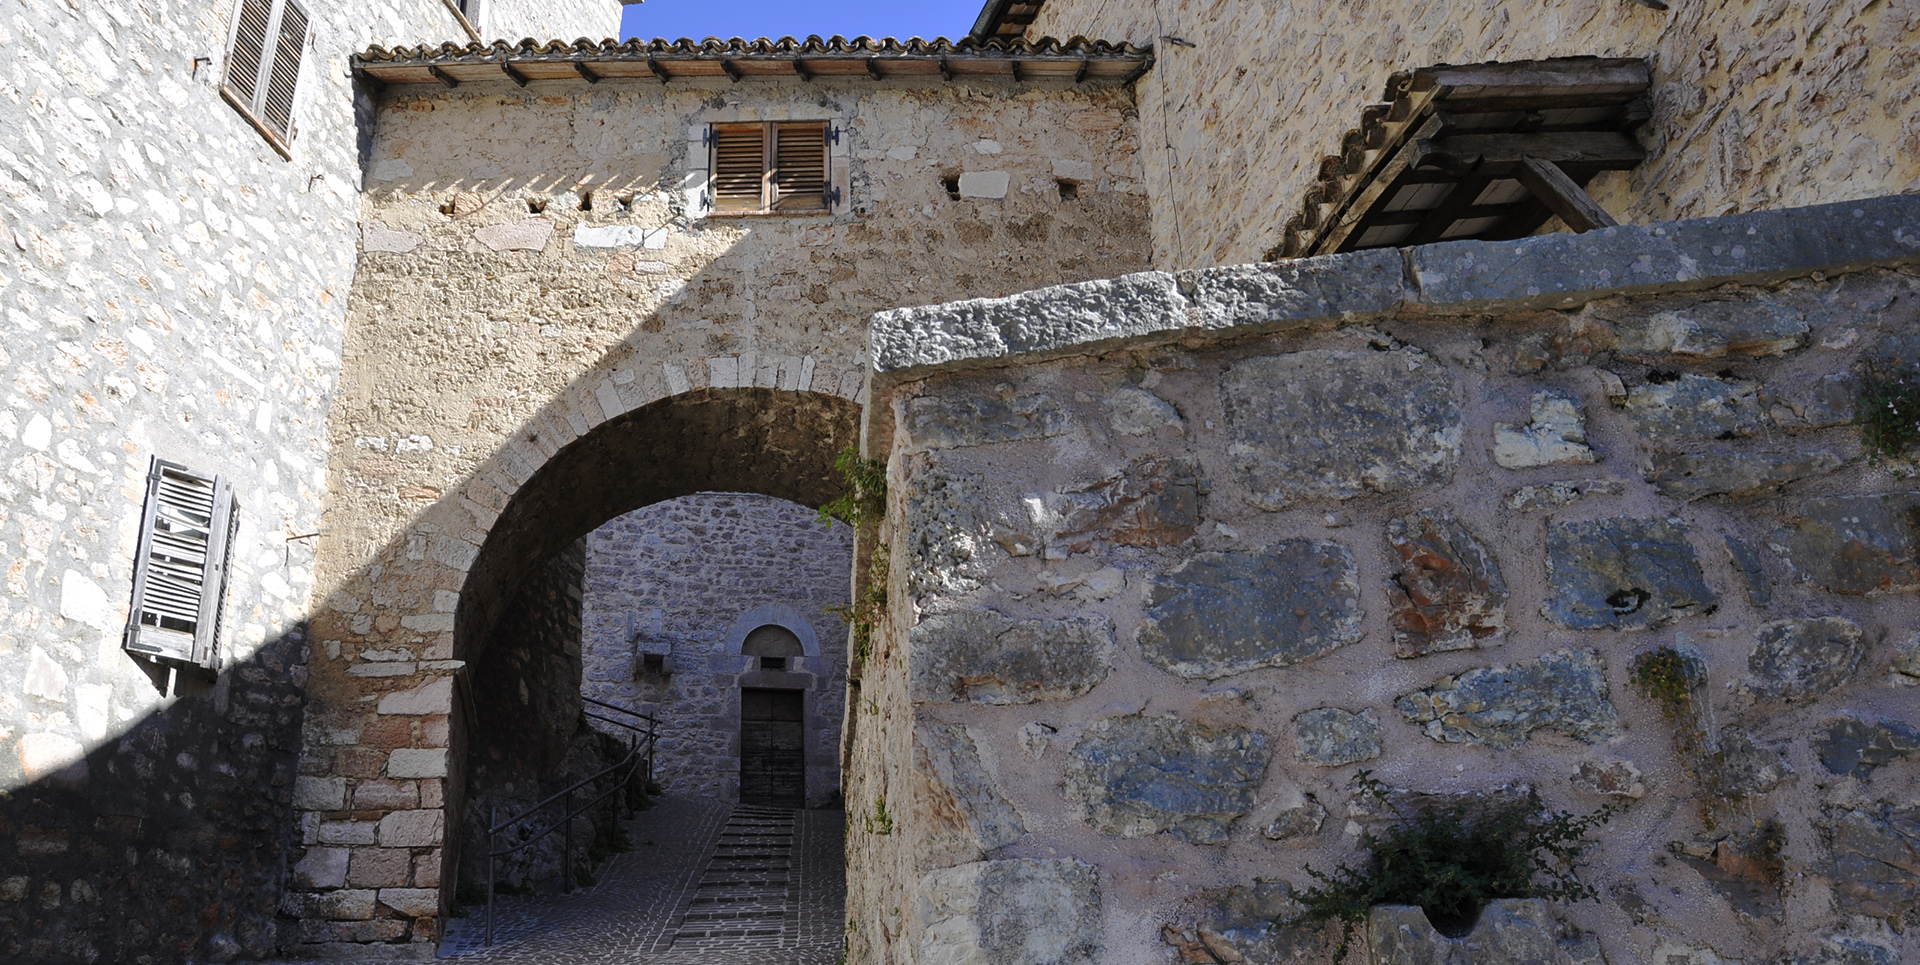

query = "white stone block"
[
  {"left": 377, "top": 677, "right": 453, "bottom": 716},
  {"left": 23, "top": 646, "right": 69, "bottom": 703},
  {"left": 378, "top": 887, "right": 441, "bottom": 917},
  {"left": 958, "top": 171, "right": 1010, "bottom": 199},
  {"left": 377, "top": 808, "right": 444, "bottom": 846},
  {"left": 387, "top": 749, "right": 449, "bottom": 779}
]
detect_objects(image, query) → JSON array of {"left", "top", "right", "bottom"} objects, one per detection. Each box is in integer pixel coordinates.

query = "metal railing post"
[
  {"left": 486, "top": 804, "right": 496, "bottom": 947},
  {"left": 562, "top": 787, "right": 573, "bottom": 893}
]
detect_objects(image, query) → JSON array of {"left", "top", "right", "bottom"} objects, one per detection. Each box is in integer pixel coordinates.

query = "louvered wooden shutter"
[
  {"left": 771, "top": 123, "right": 828, "bottom": 212},
  {"left": 225, "top": 0, "right": 274, "bottom": 107},
  {"left": 223, "top": 0, "right": 308, "bottom": 142},
  {"left": 125, "top": 458, "right": 239, "bottom": 674},
  {"left": 710, "top": 123, "right": 768, "bottom": 214},
  {"left": 259, "top": 0, "right": 307, "bottom": 137}
]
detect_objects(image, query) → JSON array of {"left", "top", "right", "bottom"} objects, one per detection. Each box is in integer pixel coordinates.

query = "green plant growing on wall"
[
  {"left": 1285, "top": 772, "right": 1613, "bottom": 960},
  {"left": 1858, "top": 366, "right": 1920, "bottom": 466},
  {"left": 819, "top": 447, "right": 890, "bottom": 671},
  {"left": 1629, "top": 646, "right": 1737, "bottom": 828},
  {"left": 865, "top": 793, "right": 895, "bottom": 836}
]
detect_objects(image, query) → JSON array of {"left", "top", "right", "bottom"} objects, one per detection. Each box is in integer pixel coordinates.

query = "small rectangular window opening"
[
  {"left": 1056, "top": 178, "right": 1081, "bottom": 201},
  {"left": 709, "top": 121, "right": 832, "bottom": 215},
  {"left": 641, "top": 652, "right": 667, "bottom": 675},
  {"left": 760, "top": 656, "right": 788, "bottom": 671},
  {"left": 942, "top": 175, "right": 962, "bottom": 201}
]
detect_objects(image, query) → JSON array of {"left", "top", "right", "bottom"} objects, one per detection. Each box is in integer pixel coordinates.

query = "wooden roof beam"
[
  {"left": 721, "top": 58, "right": 742, "bottom": 82},
  {"left": 645, "top": 57, "right": 669, "bottom": 83},
  {"left": 1514, "top": 156, "right": 1619, "bottom": 232},
  {"left": 574, "top": 61, "right": 602, "bottom": 84},
  {"left": 427, "top": 65, "right": 459, "bottom": 88},
  {"left": 500, "top": 62, "right": 530, "bottom": 87}
]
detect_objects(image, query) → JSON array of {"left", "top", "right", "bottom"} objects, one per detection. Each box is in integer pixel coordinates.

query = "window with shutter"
[
  {"left": 220, "top": 0, "right": 309, "bottom": 159},
  {"left": 707, "top": 121, "right": 832, "bottom": 215},
  {"left": 124, "top": 458, "right": 240, "bottom": 675}
]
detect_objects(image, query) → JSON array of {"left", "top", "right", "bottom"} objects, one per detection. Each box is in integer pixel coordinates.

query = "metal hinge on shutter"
[{"left": 124, "top": 457, "right": 239, "bottom": 675}]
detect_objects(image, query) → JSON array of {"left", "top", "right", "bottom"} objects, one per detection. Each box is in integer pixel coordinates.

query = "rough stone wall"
[
  {"left": 0, "top": 1, "right": 524, "bottom": 961},
  {"left": 581, "top": 493, "right": 853, "bottom": 806},
  {"left": 290, "top": 74, "right": 1148, "bottom": 955},
  {"left": 1028, "top": 0, "right": 1920, "bottom": 268},
  {"left": 849, "top": 198, "right": 1920, "bottom": 965}
]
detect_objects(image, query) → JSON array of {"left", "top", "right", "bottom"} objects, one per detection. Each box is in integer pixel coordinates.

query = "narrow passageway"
[{"left": 427, "top": 794, "right": 844, "bottom": 963}]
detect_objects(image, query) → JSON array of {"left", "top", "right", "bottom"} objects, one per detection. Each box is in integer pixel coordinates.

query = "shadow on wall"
[{"left": 0, "top": 626, "right": 311, "bottom": 963}]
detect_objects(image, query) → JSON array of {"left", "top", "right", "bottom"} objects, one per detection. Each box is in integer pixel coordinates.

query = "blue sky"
[{"left": 619, "top": 0, "right": 987, "bottom": 42}]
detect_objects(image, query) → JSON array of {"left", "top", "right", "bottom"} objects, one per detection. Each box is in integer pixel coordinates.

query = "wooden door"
[{"left": 739, "top": 688, "right": 805, "bottom": 807}]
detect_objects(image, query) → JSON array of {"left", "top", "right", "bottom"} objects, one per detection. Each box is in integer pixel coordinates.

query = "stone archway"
[{"left": 449, "top": 386, "right": 860, "bottom": 901}]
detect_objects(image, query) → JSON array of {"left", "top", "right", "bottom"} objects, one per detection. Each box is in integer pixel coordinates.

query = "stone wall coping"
[{"left": 865, "top": 194, "right": 1920, "bottom": 398}]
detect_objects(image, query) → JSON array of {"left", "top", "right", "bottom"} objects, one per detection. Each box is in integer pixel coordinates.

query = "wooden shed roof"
[
  {"left": 353, "top": 35, "right": 1152, "bottom": 88},
  {"left": 1277, "top": 57, "right": 1653, "bottom": 259}
]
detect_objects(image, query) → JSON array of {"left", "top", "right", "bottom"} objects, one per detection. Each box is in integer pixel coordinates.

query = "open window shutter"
[
  {"left": 259, "top": 0, "right": 308, "bottom": 138},
  {"left": 225, "top": 0, "right": 275, "bottom": 107},
  {"left": 710, "top": 123, "right": 768, "bottom": 214},
  {"left": 125, "top": 458, "right": 238, "bottom": 674},
  {"left": 771, "top": 123, "right": 828, "bottom": 212}
]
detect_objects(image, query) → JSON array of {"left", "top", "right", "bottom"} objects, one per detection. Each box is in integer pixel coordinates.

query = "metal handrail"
[{"left": 484, "top": 699, "right": 658, "bottom": 947}]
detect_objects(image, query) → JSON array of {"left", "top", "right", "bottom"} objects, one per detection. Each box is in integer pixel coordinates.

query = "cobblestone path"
[{"left": 270, "top": 794, "right": 844, "bottom": 964}]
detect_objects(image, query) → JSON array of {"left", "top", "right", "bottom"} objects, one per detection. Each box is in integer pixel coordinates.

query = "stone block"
[
  {"left": 1493, "top": 391, "right": 1597, "bottom": 468},
  {"left": 1570, "top": 758, "right": 1645, "bottom": 799},
  {"left": 1823, "top": 803, "right": 1920, "bottom": 918},
  {"left": 1815, "top": 716, "right": 1919, "bottom": 778},
  {"left": 1710, "top": 728, "right": 1793, "bottom": 796},
  {"left": 909, "top": 612, "right": 1112, "bottom": 705},
  {"left": 291, "top": 848, "right": 350, "bottom": 890},
  {"left": 1263, "top": 797, "right": 1328, "bottom": 842},
  {"left": 1161, "top": 880, "right": 1318, "bottom": 964},
  {"left": 301, "top": 889, "right": 377, "bottom": 921},
  {"left": 1803, "top": 373, "right": 1861, "bottom": 427},
  {"left": 348, "top": 847, "right": 411, "bottom": 888},
  {"left": 1044, "top": 454, "right": 1202, "bottom": 556},
  {"left": 1745, "top": 617, "right": 1867, "bottom": 701},
  {"left": 1138, "top": 542, "right": 1361, "bottom": 679},
  {"left": 294, "top": 776, "right": 348, "bottom": 811},
  {"left": 472, "top": 219, "right": 553, "bottom": 252},
  {"left": 1293, "top": 708, "right": 1381, "bottom": 766},
  {"left": 917, "top": 859, "right": 1100, "bottom": 965},
  {"left": 1384, "top": 510, "right": 1507, "bottom": 657},
  {"left": 1104, "top": 386, "right": 1182, "bottom": 436},
  {"left": 353, "top": 780, "right": 419, "bottom": 811},
  {"left": 1614, "top": 297, "right": 1808, "bottom": 359},
  {"left": 1788, "top": 937, "right": 1900, "bottom": 965},
  {"left": 377, "top": 809, "right": 444, "bottom": 848},
  {"left": 1179, "top": 248, "right": 1408, "bottom": 331},
  {"left": 318, "top": 821, "right": 380, "bottom": 846},
  {"left": 1624, "top": 374, "right": 1765, "bottom": 442},
  {"left": 297, "top": 918, "right": 410, "bottom": 944},
  {"left": 1397, "top": 649, "right": 1618, "bottom": 749},
  {"left": 1649, "top": 450, "right": 1842, "bottom": 500},
  {"left": 1405, "top": 195, "right": 1920, "bottom": 313},
  {"left": 904, "top": 392, "right": 1069, "bottom": 449},
  {"left": 1065, "top": 714, "right": 1268, "bottom": 844},
  {"left": 361, "top": 222, "right": 424, "bottom": 254},
  {"left": 957, "top": 170, "right": 1010, "bottom": 199},
  {"left": 378, "top": 888, "right": 441, "bottom": 918},
  {"left": 1724, "top": 535, "right": 1773, "bottom": 607},
  {"left": 1543, "top": 516, "right": 1715, "bottom": 630},
  {"left": 387, "top": 749, "right": 448, "bottom": 779},
  {"left": 378, "top": 676, "right": 452, "bottom": 715},
  {"left": 903, "top": 466, "right": 987, "bottom": 604},
  {"left": 1223, "top": 346, "right": 1460, "bottom": 508},
  {"left": 912, "top": 716, "right": 1025, "bottom": 868},
  {"left": 1367, "top": 898, "right": 1604, "bottom": 964},
  {"left": 870, "top": 271, "right": 1185, "bottom": 373},
  {"left": 1770, "top": 494, "right": 1920, "bottom": 594}
]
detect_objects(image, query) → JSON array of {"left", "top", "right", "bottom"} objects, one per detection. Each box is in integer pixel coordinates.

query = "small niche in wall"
[
  {"left": 1056, "top": 178, "right": 1080, "bottom": 201},
  {"left": 942, "top": 176, "right": 961, "bottom": 201},
  {"left": 579, "top": 192, "right": 594, "bottom": 212},
  {"left": 760, "top": 656, "right": 787, "bottom": 671},
  {"left": 527, "top": 198, "right": 548, "bottom": 214},
  {"left": 638, "top": 652, "right": 668, "bottom": 677}
]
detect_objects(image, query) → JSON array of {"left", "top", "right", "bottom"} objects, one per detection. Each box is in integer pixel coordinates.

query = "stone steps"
[{"left": 667, "top": 805, "right": 801, "bottom": 950}]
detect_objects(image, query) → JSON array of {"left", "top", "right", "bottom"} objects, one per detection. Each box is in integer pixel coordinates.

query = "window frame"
[
  {"left": 705, "top": 121, "right": 836, "bottom": 217},
  {"left": 219, "top": 0, "right": 310, "bottom": 160}
]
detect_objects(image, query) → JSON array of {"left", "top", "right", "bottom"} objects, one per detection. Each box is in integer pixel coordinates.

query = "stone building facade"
[
  {"left": 581, "top": 493, "right": 853, "bottom": 807},
  {"left": 0, "top": 0, "right": 1915, "bottom": 960},
  {"left": 1022, "top": 0, "right": 1920, "bottom": 267}
]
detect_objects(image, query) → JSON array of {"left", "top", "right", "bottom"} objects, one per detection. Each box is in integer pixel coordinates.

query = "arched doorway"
[{"left": 448, "top": 387, "right": 859, "bottom": 905}]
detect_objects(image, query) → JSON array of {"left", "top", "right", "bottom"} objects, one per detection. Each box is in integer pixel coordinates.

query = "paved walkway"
[{"left": 273, "top": 795, "right": 846, "bottom": 964}]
